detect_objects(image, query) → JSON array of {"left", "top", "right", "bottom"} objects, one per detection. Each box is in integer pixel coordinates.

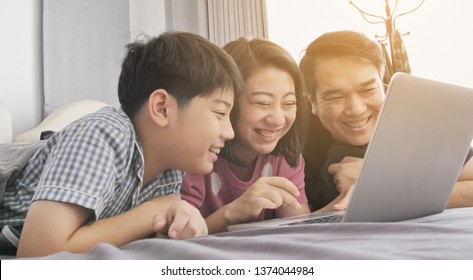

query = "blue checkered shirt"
[{"left": 0, "top": 106, "right": 182, "bottom": 227}]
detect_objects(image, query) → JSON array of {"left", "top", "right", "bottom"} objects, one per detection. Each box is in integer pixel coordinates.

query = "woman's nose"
[{"left": 265, "top": 106, "right": 286, "bottom": 126}]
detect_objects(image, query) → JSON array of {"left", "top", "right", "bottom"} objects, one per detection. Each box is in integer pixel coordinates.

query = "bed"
[
  {"left": 2, "top": 101, "right": 473, "bottom": 260},
  {"left": 21, "top": 207, "right": 473, "bottom": 260}
]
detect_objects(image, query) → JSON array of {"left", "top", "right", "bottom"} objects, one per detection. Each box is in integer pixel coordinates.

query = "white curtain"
[
  {"left": 42, "top": 0, "right": 130, "bottom": 116},
  {"left": 207, "top": 0, "right": 267, "bottom": 46}
]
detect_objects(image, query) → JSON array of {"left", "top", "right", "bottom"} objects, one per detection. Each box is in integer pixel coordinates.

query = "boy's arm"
[{"left": 17, "top": 194, "right": 202, "bottom": 258}]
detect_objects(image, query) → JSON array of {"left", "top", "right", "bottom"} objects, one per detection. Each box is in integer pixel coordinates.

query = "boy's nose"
[{"left": 222, "top": 119, "right": 235, "bottom": 140}]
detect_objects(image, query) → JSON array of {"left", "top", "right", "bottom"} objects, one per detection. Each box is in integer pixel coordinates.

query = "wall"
[
  {"left": 266, "top": 0, "right": 473, "bottom": 89},
  {"left": 0, "top": 0, "right": 43, "bottom": 137},
  {"left": 0, "top": 0, "right": 168, "bottom": 138},
  {"left": 129, "top": 0, "right": 166, "bottom": 39}
]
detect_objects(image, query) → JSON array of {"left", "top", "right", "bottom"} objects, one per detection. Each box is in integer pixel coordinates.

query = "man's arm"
[
  {"left": 328, "top": 156, "right": 363, "bottom": 193},
  {"left": 448, "top": 157, "right": 473, "bottom": 208},
  {"left": 17, "top": 194, "right": 204, "bottom": 257}
]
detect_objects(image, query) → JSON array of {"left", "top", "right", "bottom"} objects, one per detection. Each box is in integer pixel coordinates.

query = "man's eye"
[
  {"left": 325, "top": 96, "right": 344, "bottom": 101},
  {"left": 361, "top": 88, "right": 379, "bottom": 96}
]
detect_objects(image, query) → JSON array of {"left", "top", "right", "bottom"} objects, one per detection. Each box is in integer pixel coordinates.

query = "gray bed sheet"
[{"left": 29, "top": 207, "right": 473, "bottom": 260}]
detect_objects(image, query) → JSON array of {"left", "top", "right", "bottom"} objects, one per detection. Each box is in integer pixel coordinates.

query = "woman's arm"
[{"left": 205, "top": 176, "right": 302, "bottom": 234}]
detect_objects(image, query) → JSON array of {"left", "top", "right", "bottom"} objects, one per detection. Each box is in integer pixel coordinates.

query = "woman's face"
[{"left": 233, "top": 66, "right": 297, "bottom": 160}]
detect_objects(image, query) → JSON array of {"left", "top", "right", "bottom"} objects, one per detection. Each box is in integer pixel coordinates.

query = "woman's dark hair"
[{"left": 221, "top": 37, "right": 309, "bottom": 167}]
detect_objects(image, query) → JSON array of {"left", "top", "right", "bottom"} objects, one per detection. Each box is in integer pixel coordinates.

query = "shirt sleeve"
[
  {"left": 180, "top": 172, "right": 206, "bottom": 209},
  {"left": 32, "top": 119, "right": 132, "bottom": 212}
]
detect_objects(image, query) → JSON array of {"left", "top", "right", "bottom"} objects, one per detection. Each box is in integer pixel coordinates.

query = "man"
[{"left": 299, "top": 30, "right": 473, "bottom": 211}]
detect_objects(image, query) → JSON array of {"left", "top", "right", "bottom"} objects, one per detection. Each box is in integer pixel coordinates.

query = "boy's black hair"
[{"left": 118, "top": 31, "right": 243, "bottom": 119}]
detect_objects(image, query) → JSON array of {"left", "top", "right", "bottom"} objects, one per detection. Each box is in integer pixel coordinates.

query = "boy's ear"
[
  {"left": 148, "top": 89, "right": 170, "bottom": 127},
  {"left": 307, "top": 95, "right": 319, "bottom": 115}
]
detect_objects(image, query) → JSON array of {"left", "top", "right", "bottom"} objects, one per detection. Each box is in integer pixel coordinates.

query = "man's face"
[{"left": 308, "top": 55, "right": 384, "bottom": 146}]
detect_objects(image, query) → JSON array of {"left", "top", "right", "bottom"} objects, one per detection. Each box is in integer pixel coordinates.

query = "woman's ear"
[
  {"left": 307, "top": 95, "right": 319, "bottom": 115},
  {"left": 148, "top": 89, "right": 170, "bottom": 127}
]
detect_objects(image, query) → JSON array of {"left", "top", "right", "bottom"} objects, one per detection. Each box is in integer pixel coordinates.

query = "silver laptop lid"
[{"left": 344, "top": 73, "right": 473, "bottom": 222}]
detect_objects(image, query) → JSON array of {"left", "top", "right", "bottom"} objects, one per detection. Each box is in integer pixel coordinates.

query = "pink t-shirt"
[{"left": 180, "top": 154, "right": 307, "bottom": 221}]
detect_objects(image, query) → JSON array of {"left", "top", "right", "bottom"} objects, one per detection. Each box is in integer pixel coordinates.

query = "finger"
[
  {"left": 255, "top": 196, "right": 278, "bottom": 210},
  {"left": 171, "top": 216, "right": 208, "bottom": 239},
  {"left": 264, "top": 177, "right": 300, "bottom": 197},
  {"left": 152, "top": 213, "right": 168, "bottom": 233},
  {"left": 166, "top": 210, "right": 190, "bottom": 239},
  {"left": 327, "top": 163, "right": 339, "bottom": 175},
  {"left": 272, "top": 188, "right": 301, "bottom": 209}
]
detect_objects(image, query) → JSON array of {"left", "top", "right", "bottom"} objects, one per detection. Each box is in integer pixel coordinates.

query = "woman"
[{"left": 181, "top": 37, "right": 311, "bottom": 233}]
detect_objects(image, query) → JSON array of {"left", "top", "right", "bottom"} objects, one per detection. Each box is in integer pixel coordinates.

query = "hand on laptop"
[
  {"left": 316, "top": 185, "right": 353, "bottom": 213},
  {"left": 328, "top": 156, "right": 363, "bottom": 193},
  {"left": 225, "top": 176, "right": 302, "bottom": 222}
]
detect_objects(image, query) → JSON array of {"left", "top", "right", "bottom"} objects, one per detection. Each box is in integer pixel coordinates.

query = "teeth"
[
  {"left": 256, "top": 129, "right": 276, "bottom": 138},
  {"left": 346, "top": 117, "right": 369, "bottom": 128},
  {"left": 209, "top": 148, "right": 220, "bottom": 154}
]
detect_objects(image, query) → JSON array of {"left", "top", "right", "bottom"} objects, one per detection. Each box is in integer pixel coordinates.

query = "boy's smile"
[{"left": 173, "top": 88, "right": 235, "bottom": 174}]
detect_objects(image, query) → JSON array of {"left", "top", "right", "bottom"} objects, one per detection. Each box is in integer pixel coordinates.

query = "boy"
[{"left": 0, "top": 31, "right": 242, "bottom": 257}]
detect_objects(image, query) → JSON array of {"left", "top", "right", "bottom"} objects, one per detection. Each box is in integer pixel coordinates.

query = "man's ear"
[
  {"left": 148, "top": 89, "right": 170, "bottom": 127},
  {"left": 307, "top": 95, "right": 319, "bottom": 115}
]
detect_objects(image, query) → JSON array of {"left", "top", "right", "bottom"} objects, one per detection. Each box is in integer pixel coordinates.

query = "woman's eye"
[{"left": 256, "top": 101, "right": 271, "bottom": 106}]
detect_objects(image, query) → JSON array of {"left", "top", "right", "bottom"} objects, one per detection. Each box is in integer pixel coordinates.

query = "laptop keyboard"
[{"left": 281, "top": 214, "right": 344, "bottom": 226}]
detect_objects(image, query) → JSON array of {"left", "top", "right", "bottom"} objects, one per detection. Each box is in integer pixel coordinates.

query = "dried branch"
[
  {"left": 349, "top": 1, "right": 386, "bottom": 25},
  {"left": 393, "top": 0, "right": 427, "bottom": 25}
]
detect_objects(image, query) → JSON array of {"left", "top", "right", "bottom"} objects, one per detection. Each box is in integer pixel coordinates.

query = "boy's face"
[
  {"left": 233, "top": 67, "right": 296, "bottom": 160},
  {"left": 173, "top": 88, "right": 235, "bottom": 174},
  {"left": 308, "top": 55, "right": 384, "bottom": 146}
]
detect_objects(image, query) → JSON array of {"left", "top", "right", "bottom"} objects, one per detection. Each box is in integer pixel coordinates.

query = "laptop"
[{"left": 228, "top": 73, "right": 473, "bottom": 231}]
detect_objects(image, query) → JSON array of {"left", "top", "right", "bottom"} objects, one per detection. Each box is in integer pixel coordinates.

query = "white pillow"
[{"left": 14, "top": 100, "right": 108, "bottom": 142}]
